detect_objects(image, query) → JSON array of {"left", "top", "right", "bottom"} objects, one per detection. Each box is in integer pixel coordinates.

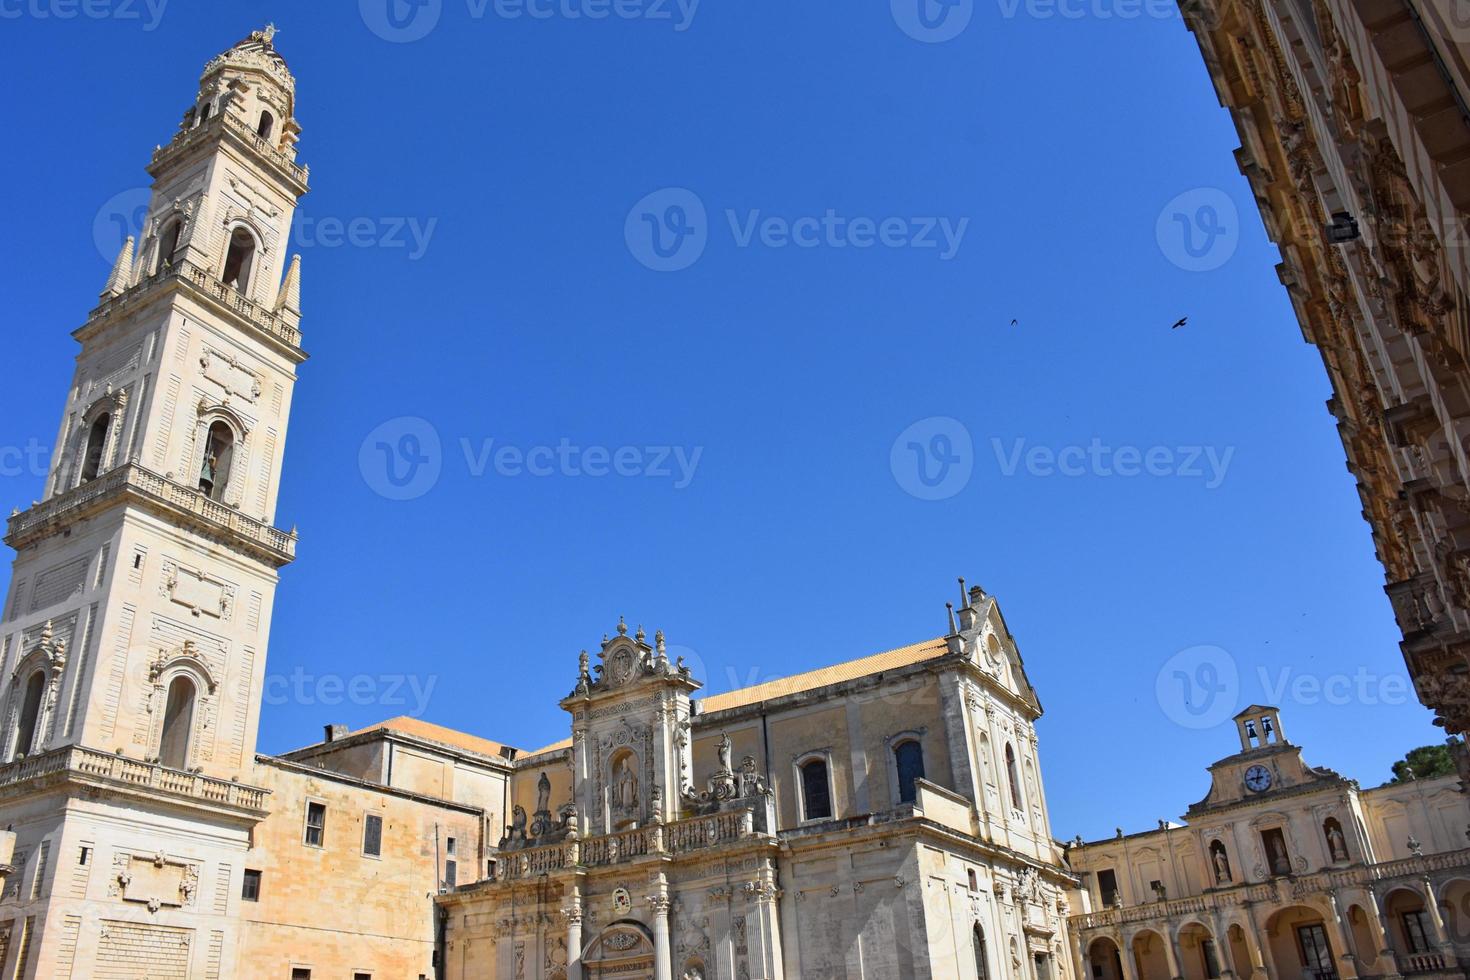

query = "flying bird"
[
  {"left": 1172, "top": 317, "right": 1188, "bottom": 330},
  {"left": 1010, "top": 319, "right": 1018, "bottom": 327}
]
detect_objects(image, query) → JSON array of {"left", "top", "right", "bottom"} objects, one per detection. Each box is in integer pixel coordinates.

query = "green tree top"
[{"left": 1391, "top": 743, "right": 1456, "bottom": 783}]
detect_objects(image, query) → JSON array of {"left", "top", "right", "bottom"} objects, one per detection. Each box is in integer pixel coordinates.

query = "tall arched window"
[
  {"left": 13, "top": 671, "right": 46, "bottom": 759},
  {"left": 894, "top": 739, "right": 925, "bottom": 804},
  {"left": 158, "top": 676, "right": 196, "bottom": 770},
  {"left": 80, "top": 414, "right": 110, "bottom": 483},
  {"left": 157, "top": 220, "right": 182, "bottom": 271},
  {"left": 198, "top": 102, "right": 212, "bottom": 125},
  {"left": 221, "top": 227, "right": 257, "bottom": 293},
  {"left": 1005, "top": 743, "right": 1024, "bottom": 810},
  {"left": 800, "top": 757, "right": 832, "bottom": 821},
  {"left": 973, "top": 924, "right": 989, "bottom": 980},
  {"left": 198, "top": 421, "right": 235, "bottom": 501},
  {"left": 257, "top": 110, "right": 275, "bottom": 140}
]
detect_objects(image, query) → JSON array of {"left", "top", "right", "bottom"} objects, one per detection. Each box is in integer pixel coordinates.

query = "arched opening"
[
  {"left": 1384, "top": 886, "right": 1440, "bottom": 970},
  {"left": 1264, "top": 905, "right": 1336, "bottom": 980},
  {"left": 221, "top": 226, "right": 257, "bottom": 294},
  {"left": 1439, "top": 879, "right": 1470, "bottom": 965},
  {"left": 198, "top": 420, "right": 235, "bottom": 501},
  {"left": 893, "top": 738, "right": 924, "bottom": 804},
  {"left": 1179, "top": 923, "right": 1220, "bottom": 980},
  {"left": 257, "top": 110, "right": 275, "bottom": 140},
  {"left": 157, "top": 220, "right": 182, "bottom": 271},
  {"left": 1323, "top": 817, "right": 1349, "bottom": 863},
  {"left": 158, "top": 675, "right": 196, "bottom": 770},
  {"left": 974, "top": 924, "right": 991, "bottom": 980},
  {"left": 1209, "top": 839, "right": 1232, "bottom": 884},
  {"left": 799, "top": 756, "right": 832, "bottom": 820},
  {"left": 1005, "top": 742, "right": 1024, "bottom": 810},
  {"left": 1132, "top": 929, "right": 1171, "bottom": 980},
  {"left": 198, "top": 102, "right": 212, "bottom": 125},
  {"left": 80, "top": 413, "right": 110, "bottom": 483},
  {"left": 13, "top": 671, "right": 46, "bottom": 759}
]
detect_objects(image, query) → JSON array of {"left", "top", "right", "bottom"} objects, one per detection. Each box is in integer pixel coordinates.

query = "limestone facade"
[
  {"left": 1177, "top": 0, "right": 1470, "bottom": 736},
  {"left": 1066, "top": 707, "right": 1470, "bottom": 980}
]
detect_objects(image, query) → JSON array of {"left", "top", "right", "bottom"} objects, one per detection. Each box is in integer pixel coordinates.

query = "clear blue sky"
[{"left": 0, "top": 1, "right": 1441, "bottom": 841}]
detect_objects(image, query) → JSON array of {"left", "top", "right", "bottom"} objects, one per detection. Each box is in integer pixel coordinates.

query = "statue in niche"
[
  {"left": 1213, "top": 848, "right": 1232, "bottom": 884},
  {"left": 1326, "top": 823, "right": 1348, "bottom": 862},
  {"left": 536, "top": 771, "right": 551, "bottom": 813},
  {"left": 613, "top": 756, "right": 639, "bottom": 813},
  {"left": 717, "top": 733, "right": 733, "bottom": 774}
]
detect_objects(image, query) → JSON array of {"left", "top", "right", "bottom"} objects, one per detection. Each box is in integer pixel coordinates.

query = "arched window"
[
  {"left": 198, "top": 421, "right": 235, "bottom": 501},
  {"left": 800, "top": 757, "right": 832, "bottom": 821},
  {"left": 198, "top": 102, "right": 212, "bottom": 125},
  {"left": 894, "top": 739, "right": 925, "bottom": 804},
  {"left": 158, "top": 675, "right": 196, "bottom": 770},
  {"left": 973, "top": 924, "right": 989, "bottom": 980},
  {"left": 13, "top": 671, "right": 46, "bottom": 759},
  {"left": 157, "top": 220, "right": 182, "bottom": 271},
  {"left": 221, "top": 227, "right": 257, "bottom": 294},
  {"left": 80, "top": 414, "right": 110, "bottom": 483},
  {"left": 1005, "top": 743, "right": 1024, "bottom": 810},
  {"left": 257, "top": 110, "right": 275, "bottom": 140}
]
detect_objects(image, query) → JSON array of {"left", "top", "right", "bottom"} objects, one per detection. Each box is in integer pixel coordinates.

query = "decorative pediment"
[
  {"left": 569, "top": 617, "right": 696, "bottom": 699},
  {"left": 147, "top": 640, "right": 220, "bottom": 694},
  {"left": 11, "top": 620, "right": 66, "bottom": 683}
]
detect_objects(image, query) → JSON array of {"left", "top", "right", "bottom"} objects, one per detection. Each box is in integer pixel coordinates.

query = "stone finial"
[
  {"left": 958, "top": 577, "right": 969, "bottom": 610},
  {"left": 103, "top": 236, "right": 135, "bottom": 298},
  {"left": 635, "top": 624, "right": 645, "bottom": 643},
  {"left": 946, "top": 602, "right": 957, "bottom": 637},
  {"left": 654, "top": 629, "right": 665, "bottom": 653}
]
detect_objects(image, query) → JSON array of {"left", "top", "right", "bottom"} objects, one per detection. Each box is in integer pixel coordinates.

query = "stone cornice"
[{"left": 257, "top": 754, "right": 488, "bottom": 815}]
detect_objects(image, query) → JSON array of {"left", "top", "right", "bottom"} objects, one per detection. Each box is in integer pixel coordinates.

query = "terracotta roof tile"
[
  {"left": 351, "top": 716, "right": 514, "bottom": 759},
  {"left": 696, "top": 636, "right": 949, "bottom": 713}
]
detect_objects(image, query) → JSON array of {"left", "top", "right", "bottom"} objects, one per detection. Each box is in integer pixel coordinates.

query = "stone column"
[
  {"left": 1208, "top": 913, "right": 1236, "bottom": 980},
  {"left": 563, "top": 894, "right": 584, "bottom": 980},
  {"left": 1368, "top": 889, "right": 1404, "bottom": 978},
  {"left": 650, "top": 893, "right": 673, "bottom": 980},
  {"left": 1420, "top": 877, "right": 1454, "bottom": 954},
  {"left": 1236, "top": 909, "right": 1268, "bottom": 980},
  {"left": 745, "top": 879, "right": 786, "bottom": 979},
  {"left": 1162, "top": 927, "right": 1184, "bottom": 980},
  {"left": 1118, "top": 932, "right": 1139, "bottom": 980},
  {"left": 1324, "top": 892, "right": 1360, "bottom": 980}
]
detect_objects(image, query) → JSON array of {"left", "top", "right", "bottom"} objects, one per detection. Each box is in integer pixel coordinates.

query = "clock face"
[{"left": 1244, "top": 765, "right": 1273, "bottom": 793}]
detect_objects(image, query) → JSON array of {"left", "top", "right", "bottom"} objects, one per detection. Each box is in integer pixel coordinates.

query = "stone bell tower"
[
  {"left": 562, "top": 619, "right": 702, "bottom": 836},
  {"left": 0, "top": 26, "right": 306, "bottom": 978}
]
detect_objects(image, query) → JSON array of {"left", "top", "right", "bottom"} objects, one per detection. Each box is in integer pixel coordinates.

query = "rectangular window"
[
  {"left": 354, "top": 974, "right": 372, "bottom": 980},
  {"left": 363, "top": 814, "right": 382, "bottom": 857},
  {"left": 1097, "top": 869, "right": 1118, "bottom": 908},
  {"left": 1402, "top": 911, "right": 1431, "bottom": 954},
  {"left": 291, "top": 970, "right": 311, "bottom": 980},
  {"left": 446, "top": 836, "right": 457, "bottom": 856},
  {"left": 78, "top": 846, "right": 90, "bottom": 867},
  {"left": 242, "top": 869, "right": 261, "bottom": 902},
  {"left": 1296, "top": 924, "right": 1335, "bottom": 980},
  {"left": 444, "top": 859, "right": 457, "bottom": 890},
  {"left": 304, "top": 801, "right": 326, "bottom": 848}
]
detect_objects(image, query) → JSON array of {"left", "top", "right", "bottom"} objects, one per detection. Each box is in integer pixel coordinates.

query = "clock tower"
[{"left": 0, "top": 26, "right": 306, "bottom": 977}]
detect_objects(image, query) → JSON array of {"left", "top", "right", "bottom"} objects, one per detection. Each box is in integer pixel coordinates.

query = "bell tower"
[{"left": 0, "top": 27, "right": 307, "bottom": 977}]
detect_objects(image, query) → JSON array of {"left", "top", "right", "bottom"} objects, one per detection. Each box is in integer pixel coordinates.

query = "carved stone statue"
[
  {"left": 614, "top": 756, "right": 639, "bottom": 813},
  {"left": 536, "top": 771, "right": 551, "bottom": 814},
  {"left": 717, "top": 733, "right": 733, "bottom": 774},
  {"left": 1327, "top": 823, "right": 1348, "bottom": 862},
  {"left": 1213, "top": 849, "right": 1231, "bottom": 883}
]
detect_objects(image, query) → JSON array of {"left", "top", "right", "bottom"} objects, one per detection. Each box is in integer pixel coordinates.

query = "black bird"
[
  {"left": 1172, "top": 316, "right": 1188, "bottom": 330},
  {"left": 1010, "top": 319, "right": 1018, "bottom": 326}
]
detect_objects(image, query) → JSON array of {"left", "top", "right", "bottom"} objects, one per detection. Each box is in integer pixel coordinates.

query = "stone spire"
[
  {"left": 102, "top": 236, "right": 135, "bottom": 298},
  {"left": 275, "top": 253, "right": 301, "bottom": 313}
]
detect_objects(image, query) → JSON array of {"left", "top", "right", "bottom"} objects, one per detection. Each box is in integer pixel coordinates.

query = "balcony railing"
[
  {"left": 6, "top": 463, "right": 297, "bottom": 564},
  {"left": 87, "top": 257, "right": 301, "bottom": 351},
  {"left": 496, "top": 808, "right": 761, "bottom": 883},
  {"left": 0, "top": 745, "right": 270, "bottom": 814},
  {"left": 151, "top": 109, "right": 309, "bottom": 188}
]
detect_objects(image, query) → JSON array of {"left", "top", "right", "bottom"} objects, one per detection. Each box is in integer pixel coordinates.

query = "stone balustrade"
[
  {"left": 0, "top": 745, "right": 270, "bottom": 814},
  {"left": 6, "top": 462, "right": 297, "bottom": 564},
  {"left": 496, "top": 808, "right": 763, "bottom": 882},
  {"left": 88, "top": 256, "right": 302, "bottom": 350},
  {"left": 151, "top": 108, "right": 308, "bottom": 187}
]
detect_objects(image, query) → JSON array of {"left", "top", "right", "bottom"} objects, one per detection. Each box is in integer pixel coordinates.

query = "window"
[
  {"left": 1097, "top": 868, "right": 1118, "bottom": 908},
  {"left": 1201, "top": 940, "right": 1222, "bottom": 980},
  {"left": 241, "top": 869, "right": 261, "bottom": 902},
  {"left": 158, "top": 675, "right": 196, "bottom": 770},
  {"left": 258, "top": 110, "right": 275, "bottom": 140},
  {"left": 198, "top": 421, "right": 235, "bottom": 501},
  {"left": 973, "top": 924, "right": 988, "bottom": 980},
  {"left": 893, "top": 739, "right": 925, "bottom": 804},
  {"left": 967, "top": 868, "right": 978, "bottom": 892},
  {"left": 1035, "top": 953, "right": 1052, "bottom": 980},
  {"left": 158, "top": 220, "right": 182, "bottom": 271},
  {"left": 446, "top": 836, "right": 457, "bottom": 856},
  {"left": 221, "top": 227, "right": 256, "bottom": 293},
  {"left": 198, "top": 102, "right": 212, "bottom": 124},
  {"left": 78, "top": 847, "right": 91, "bottom": 867},
  {"left": 291, "top": 970, "right": 311, "bottom": 980},
  {"left": 1261, "top": 828, "right": 1291, "bottom": 876},
  {"left": 1296, "top": 924, "right": 1335, "bottom": 980},
  {"left": 800, "top": 757, "right": 832, "bottom": 820},
  {"left": 80, "top": 414, "right": 110, "bottom": 482},
  {"left": 1402, "top": 910, "right": 1431, "bottom": 955},
  {"left": 304, "top": 801, "right": 326, "bottom": 847},
  {"left": 14, "top": 671, "right": 46, "bottom": 759},
  {"left": 363, "top": 814, "right": 382, "bottom": 857},
  {"left": 1005, "top": 743, "right": 1024, "bottom": 810},
  {"left": 353, "top": 974, "right": 371, "bottom": 980},
  {"left": 443, "top": 858, "right": 457, "bottom": 890}
]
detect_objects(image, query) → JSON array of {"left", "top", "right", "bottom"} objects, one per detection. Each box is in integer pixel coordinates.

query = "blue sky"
[{"left": 0, "top": 1, "right": 1442, "bottom": 841}]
